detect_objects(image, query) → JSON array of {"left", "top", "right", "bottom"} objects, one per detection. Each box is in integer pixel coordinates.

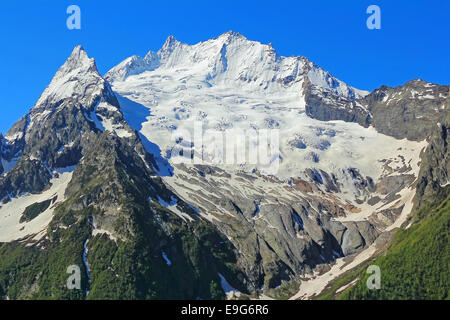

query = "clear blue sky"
[{"left": 0, "top": 0, "right": 449, "bottom": 134}]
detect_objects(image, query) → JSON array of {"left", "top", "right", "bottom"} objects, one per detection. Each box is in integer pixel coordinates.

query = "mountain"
[
  {"left": 311, "top": 119, "right": 450, "bottom": 300},
  {"left": 0, "top": 32, "right": 448, "bottom": 300},
  {"left": 0, "top": 45, "right": 238, "bottom": 299}
]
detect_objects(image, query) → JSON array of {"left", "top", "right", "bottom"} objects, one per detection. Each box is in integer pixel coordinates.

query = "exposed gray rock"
[
  {"left": 415, "top": 115, "right": 450, "bottom": 209},
  {"left": 305, "top": 78, "right": 449, "bottom": 141},
  {"left": 365, "top": 80, "right": 449, "bottom": 141},
  {"left": 341, "top": 221, "right": 378, "bottom": 256},
  {"left": 304, "top": 78, "right": 371, "bottom": 127}
]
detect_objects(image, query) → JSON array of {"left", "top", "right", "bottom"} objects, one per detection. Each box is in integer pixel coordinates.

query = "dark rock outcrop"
[{"left": 305, "top": 78, "right": 449, "bottom": 141}]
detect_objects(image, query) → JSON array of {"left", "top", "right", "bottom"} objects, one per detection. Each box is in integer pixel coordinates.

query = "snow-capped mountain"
[
  {"left": 106, "top": 32, "right": 426, "bottom": 223},
  {"left": 0, "top": 32, "right": 448, "bottom": 300},
  {"left": 106, "top": 31, "right": 368, "bottom": 97}
]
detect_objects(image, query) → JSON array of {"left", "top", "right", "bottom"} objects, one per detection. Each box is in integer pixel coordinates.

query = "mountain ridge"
[
  {"left": 105, "top": 31, "right": 369, "bottom": 100},
  {"left": 0, "top": 34, "right": 448, "bottom": 300}
]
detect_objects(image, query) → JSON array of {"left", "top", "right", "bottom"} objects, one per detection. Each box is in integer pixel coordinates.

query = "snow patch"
[
  {"left": 156, "top": 195, "right": 193, "bottom": 222},
  {"left": 0, "top": 167, "right": 74, "bottom": 242},
  {"left": 1, "top": 152, "right": 21, "bottom": 174}
]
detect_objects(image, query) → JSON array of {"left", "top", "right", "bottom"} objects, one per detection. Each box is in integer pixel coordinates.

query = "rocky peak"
[
  {"left": 62, "top": 45, "right": 96, "bottom": 73},
  {"left": 105, "top": 32, "right": 366, "bottom": 104},
  {"left": 158, "top": 36, "right": 184, "bottom": 57},
  {"left": 143, "top": 50, "right": 159, "bottom": 66},
  {"left": 105, "top": 55, "right": 153, "bottom": 82},
  {"left": 0, "top": 45, "right": 139, "bottom": 201},
  {"left": 34, "top": 45, "right": 105, "bottom": 109},
  {"left": 306, "top": 77, "right": 449, "bottom": 141},
  {"left": 218, "top": 30, "right": 247, "bottom": 43}
]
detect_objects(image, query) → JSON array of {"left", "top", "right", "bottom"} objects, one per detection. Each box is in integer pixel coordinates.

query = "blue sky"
[{"left": 0, "top": 0, "right": 449, "bottom": 134}]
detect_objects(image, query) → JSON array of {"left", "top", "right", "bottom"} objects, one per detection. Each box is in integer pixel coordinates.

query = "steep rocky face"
[
  {"left": 0, "top": 46, "right": 143, "bottom": 203},
  {"left": 415, "top": 114, "right": 450, "bottom": 209},
  {"left": 366, "top": 80, "right": 449, "bottom": 141},
  {"left": 164, "top": 163, "right": 382, "bottom": 290},
  {"left": 306, "top": 78, "right": 449, "bottom": 141},
  {"left": 304, "top": 78, "right": 372, "bottom": 127}
]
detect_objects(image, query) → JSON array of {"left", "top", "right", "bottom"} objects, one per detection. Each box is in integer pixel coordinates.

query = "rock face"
[
  {"left": 306, "top": 78, "right": 449, "bottom": 141},
  {"left": 305, "top": 75, "right": 449, "bottom": 223},
  {"left": 415, "top": 114, "right": 450, "bottom": 209},
  {"left": 340, "top": 221, "right": 378, "bottom": 256},
  {"left": 366, "top": 80, "right": 449, "bottom": 141},
  {"left": 0, "top": 46, "right": 130, "bottom": 202},
  {"left": 304, "top": 78, "right": 372, "bottom": 127}
]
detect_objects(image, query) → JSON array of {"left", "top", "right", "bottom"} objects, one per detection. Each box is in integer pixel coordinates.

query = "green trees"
[
  {"left": 320, "top": 196, "right": 450, "bottom": 300},
  {"left": 209, "top": 280, "right": 225, "bottom": 300}
]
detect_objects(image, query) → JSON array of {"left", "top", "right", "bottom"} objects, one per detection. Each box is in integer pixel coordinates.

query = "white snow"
[
  {"left": 34, "top": 46, "right": 103, "bottom": 109},
  {"left": 333, "top": 139, "right": 427, "bottom": 223},
  {"left": 1, "top": 152, "right": 20, "bottom": 174},
  {"left": 92, "top": 228, "right": 117, "bottom": 242},
  {"left": 87, "top": 101, "right": 133, "bottom": 138},
  {"left": 108, "top": 32, "right": 424, "bottom": 193},
  {"left": 335, "top": 277, "right": 359, "bottom": 294},
  {"left": 440, "top": 181, "right": 450, "bottom": 188},
  {"left": 385, "top": 186, "right": 417, "bottom": 231},
  {"left": 4, "top": 132, "right": 23, "bottom": 142},
  {"left": 156, "top": 195, "right": 193, "bottom": 222},
  {"left": 0, "top": 167, "right": 74, "bottom": 242}
]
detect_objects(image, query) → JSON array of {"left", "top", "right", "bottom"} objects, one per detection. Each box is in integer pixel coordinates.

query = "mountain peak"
[
  {"left": 34, "top": 45, "right": 104, "bottom": 108},
  {"left": 405, "top": 78, "right": 430, "bottom": 86},
  {"left": 219, "top": 30, "right": 246, "bottom": 41},
  {"left": 62, "top": 45, "right": 97, "bottom": 74},
  {"left": 105, "top": 32, "right": 366, "bottom": 102},
  {"left": 160, "top": 35, "right": 183, "bottom": 52},
  {"left": 70, "top": 45, "right": 87, "bottom": 58}
]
